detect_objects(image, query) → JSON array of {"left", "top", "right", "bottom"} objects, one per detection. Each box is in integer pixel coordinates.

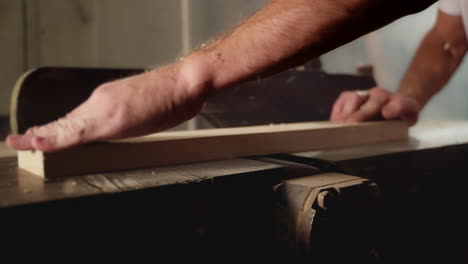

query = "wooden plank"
[
  {"left": 17, "top": 121, "right": 408, "bottom": 178},
  {"left": 299, "top": 120, "right": 468, "bottom": 162}
]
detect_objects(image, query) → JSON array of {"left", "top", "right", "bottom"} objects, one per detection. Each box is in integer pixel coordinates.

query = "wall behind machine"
[
  {"left": 0, "top": 0, "right": 184, "bottom": 116},
  {"left": 0, "top": 1, "right": 464, "bottom": 120},
  {"left": 0, "top": 1, "right": 24, "bottom": 116}
]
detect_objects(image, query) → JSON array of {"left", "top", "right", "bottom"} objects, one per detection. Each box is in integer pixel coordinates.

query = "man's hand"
[
  {"left": 6, "top": 63, "right": 207, "bottom": 152},
  {"left": 330, "top": 87, "right": 421, "bottom": 125},
  {"left": 330, "top": 9, "right": 467, "bottom": 126}
]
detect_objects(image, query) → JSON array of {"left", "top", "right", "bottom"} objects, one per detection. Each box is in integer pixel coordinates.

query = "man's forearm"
[
  {"left": 7, "top": 0, "right": 439, "bottom": 151},
  {"left": 398, "top": 26, "right": 467, "bottom": 107},
  {"left": 180, "top": 0, "right": 436, "bottom": 97}
]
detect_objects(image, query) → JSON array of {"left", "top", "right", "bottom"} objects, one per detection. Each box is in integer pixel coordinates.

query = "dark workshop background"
[{"left": 0, "top": 0, "right": 466, "bottom": 135}]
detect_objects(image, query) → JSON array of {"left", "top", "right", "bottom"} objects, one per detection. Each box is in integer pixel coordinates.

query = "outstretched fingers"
[
  {"left": 6, "top": 117, "right": 94, "bottom": 152},
  {"left": 330, "top": 90, "right": 369, "bottom": 122}
]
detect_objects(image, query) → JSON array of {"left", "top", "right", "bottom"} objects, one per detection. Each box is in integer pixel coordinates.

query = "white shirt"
[{"left": 439, "top": 0, "right": 468, "bottom": 35}]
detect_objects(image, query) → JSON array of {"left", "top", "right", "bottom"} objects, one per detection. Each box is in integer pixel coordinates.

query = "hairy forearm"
[
  {"left": 398, "top": 29, "right": 467, "bottom": 107},
  {"left": 6, "top": 0, "right": 439, "bottom": 151},
  {"left": 179, "top": 0, "right": 436, "bottom": 97}
]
